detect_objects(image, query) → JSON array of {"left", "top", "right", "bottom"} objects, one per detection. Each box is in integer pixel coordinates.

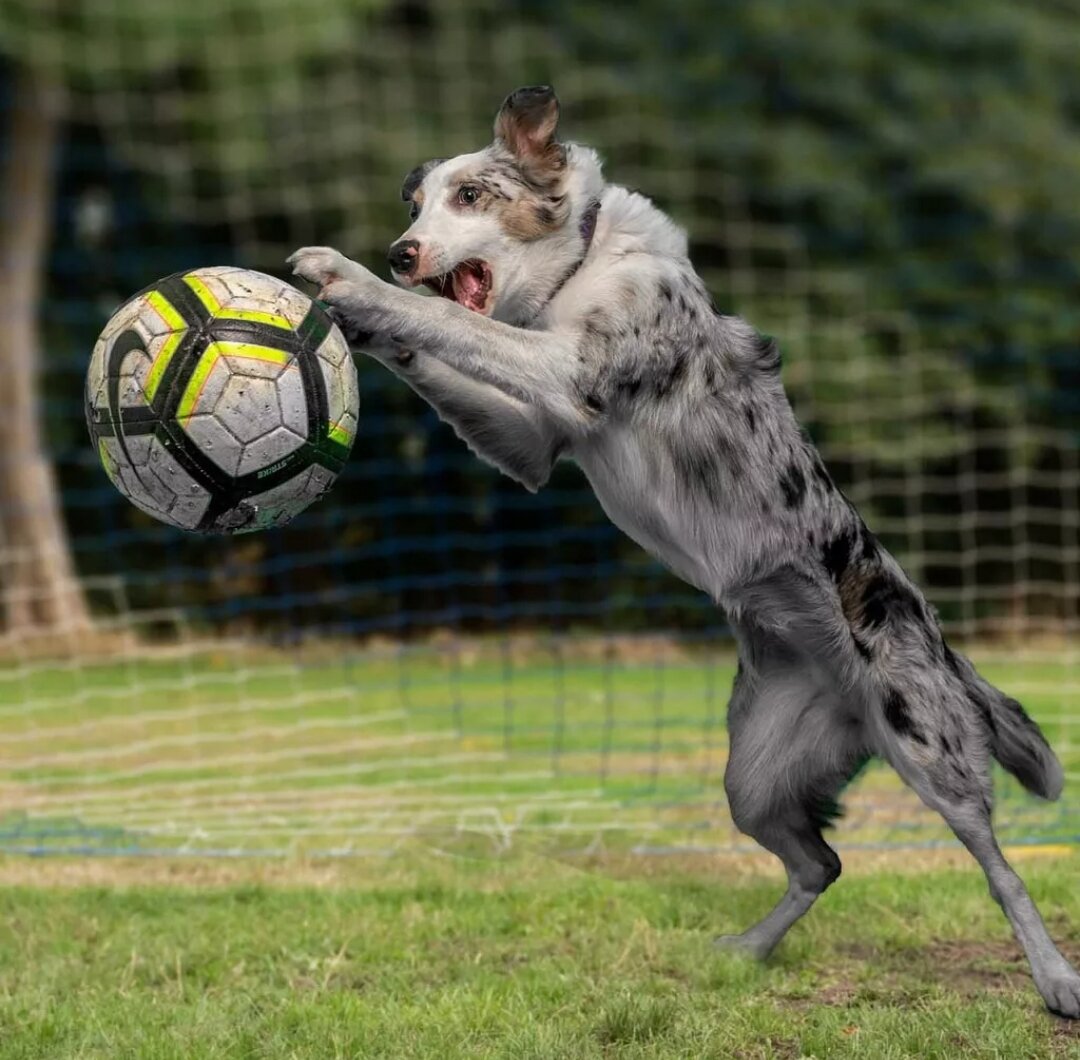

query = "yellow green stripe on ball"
[
  {"left": 143, "top": 290, "right": 187, "bottom": 403},
  {"left": 328, "top": 418, "right": 353, "bottom": 447},
  {"left": 183, "top": 273, "right": 293, "bottom": 331},
  {"left": 176, "top": 341, "right": 295, "bottom": 422},
  {"left": 97, "top": 439, "right": 119, "bottom": 485}
]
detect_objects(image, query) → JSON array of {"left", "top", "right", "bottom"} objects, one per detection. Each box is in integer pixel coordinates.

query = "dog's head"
[{"left": 388, "top": 86, "right": 604, "bottom": 324}]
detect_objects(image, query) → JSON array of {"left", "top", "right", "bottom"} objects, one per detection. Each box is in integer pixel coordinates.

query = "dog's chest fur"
[{"left": 536, "top": 185, "right": 862, "bottom": 605}]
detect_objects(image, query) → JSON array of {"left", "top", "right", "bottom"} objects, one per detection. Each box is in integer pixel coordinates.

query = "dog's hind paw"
[
  {"left": 1040, "top": 971, "right": 1080, "bottom": 1019},
  {"left": 713, "top": 933, "right": 770, "bottom": 961}
]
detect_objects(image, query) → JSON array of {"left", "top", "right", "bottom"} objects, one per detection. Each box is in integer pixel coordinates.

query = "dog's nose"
[{"left": 387, "top": 239, "right": 419, "bottom": 275}]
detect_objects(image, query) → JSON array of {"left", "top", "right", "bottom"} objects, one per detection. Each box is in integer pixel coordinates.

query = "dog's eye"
[
  {"left": 409, "top": 202, "right": 420, "bottom": 221},
  {"left": 458, "top": 185, "right": 481, "bottom": 206}
]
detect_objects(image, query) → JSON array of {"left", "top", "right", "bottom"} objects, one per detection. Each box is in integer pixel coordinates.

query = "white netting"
[{"left": 0, "top": 0, "right": 1075, "bottom": 855}]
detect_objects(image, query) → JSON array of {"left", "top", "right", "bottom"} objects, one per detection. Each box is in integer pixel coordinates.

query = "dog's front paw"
[
  {"left": 325, "top": 305, "right": 374, "bottom": 349},
  {"left": 288, "top": 247, "right": 392, "bottom": 341},
  {"left": 287, "top": 246, "right": 369, "bottom": 293}
]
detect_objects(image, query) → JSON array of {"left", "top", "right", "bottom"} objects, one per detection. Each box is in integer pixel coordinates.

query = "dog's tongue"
[{"left": 451, "top": 263, "right": 487, "bottom": 312}]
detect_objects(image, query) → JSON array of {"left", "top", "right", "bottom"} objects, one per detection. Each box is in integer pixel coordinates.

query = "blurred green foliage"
[
  {"left": 0, "top": 0, "right": 1077, "bottom": 633},
  {"left": 540, "top": 0, "right": 1080, "bottom": 426}
]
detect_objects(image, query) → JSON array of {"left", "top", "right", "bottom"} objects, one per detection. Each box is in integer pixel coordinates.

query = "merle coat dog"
[{"left": 288, "top": 86, "right": 1079, "bottom": 1017}]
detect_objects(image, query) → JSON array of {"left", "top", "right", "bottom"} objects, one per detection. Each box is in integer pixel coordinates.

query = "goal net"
[{"left": 0, "top": 0, "right": 1076, "bottom": 857}]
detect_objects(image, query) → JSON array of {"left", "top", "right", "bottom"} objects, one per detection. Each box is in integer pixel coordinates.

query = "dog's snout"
[{"left": 388, "top": 239, "right": 420, "bottom": 275}]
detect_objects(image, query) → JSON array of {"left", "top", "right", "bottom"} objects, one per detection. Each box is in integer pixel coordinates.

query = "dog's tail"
[{"left": 981, "top": 683, "right": 1064, "bottom": 801}]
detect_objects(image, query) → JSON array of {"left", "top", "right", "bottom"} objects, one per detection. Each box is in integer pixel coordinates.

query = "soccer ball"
[{"left": 86, "top": 266, "right": 358, "bottom": 534}]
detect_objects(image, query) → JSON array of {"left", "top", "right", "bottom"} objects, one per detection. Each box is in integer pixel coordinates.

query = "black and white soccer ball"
[{"left": 86, "top": 266, "right": 359, "bottom": 534}]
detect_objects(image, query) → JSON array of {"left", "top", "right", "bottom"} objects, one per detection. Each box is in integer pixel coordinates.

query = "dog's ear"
[
  {"left": 494, "top": 86, "right": 565, "bottom": 177},
  {"left": 401, "top": 158, "right": 447, "bottom": 203}
]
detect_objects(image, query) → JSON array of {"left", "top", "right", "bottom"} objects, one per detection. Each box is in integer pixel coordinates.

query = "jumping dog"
[{"left": 288, "top": 86, "right": 1079, "bottom": 1018}]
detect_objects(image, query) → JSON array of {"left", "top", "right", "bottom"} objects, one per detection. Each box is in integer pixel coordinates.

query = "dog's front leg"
[
  {"left": 365, "top": 341, "right": 563, "bottom": 492},
  {"left": 288, "top": 247, "right": 590, "bottom": 434}
]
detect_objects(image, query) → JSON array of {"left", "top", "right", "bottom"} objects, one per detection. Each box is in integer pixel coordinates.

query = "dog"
[{"left": 288, "top": 85, "right": 1079, "bottom": 1018}]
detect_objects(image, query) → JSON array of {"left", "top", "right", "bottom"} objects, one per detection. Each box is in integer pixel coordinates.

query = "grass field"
[{"left": 0, "top": 850, "right": 1079, "bottom": 1058}]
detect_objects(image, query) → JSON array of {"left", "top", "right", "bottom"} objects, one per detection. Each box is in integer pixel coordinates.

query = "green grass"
[
  {"left": 0, "top": 643, "right": 1078, "bottom": 854},
  {"left": 0, "top": 851, "right": 1078, "bottom": 1058},
  {"left": 0, "top": 647, "right": 1078, "bottom": 1055}
]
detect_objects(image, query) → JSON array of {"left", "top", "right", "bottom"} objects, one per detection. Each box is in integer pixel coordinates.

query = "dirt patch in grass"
[
  {"left": 814, "top": 979, "right": 863, "bottom": 1006},
  {"left": 1051, "top": 1019, "right": 1080, "bottom": 1052},
  {"left": 837, "top": 937, "right": 1030, "bottom": 997},
  {"left": 731, "top": 1039, "right": 803, "bottom": 1060},
  {"left": 770, "top": 968, "right": 871, "bottom": 1012},
  {"left": 921, "top": 938, "right": 1031, "bottom": 992},
  {"left": 833, "top": 936, "right": 1080, "bottom": 1012},
  {"left": 920, "top": 937, "right": 1080, "bottom": 996}
]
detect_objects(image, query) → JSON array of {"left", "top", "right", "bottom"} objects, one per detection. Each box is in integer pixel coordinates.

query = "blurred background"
[{"left": 0, "top": 0, "right": 1076, "bottom": 857}]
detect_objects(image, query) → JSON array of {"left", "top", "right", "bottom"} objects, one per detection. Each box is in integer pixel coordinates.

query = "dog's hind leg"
[
  {"left": 715, "top": 803, "right": 842, "bottom": 961},
  {"left": 878, "top": 685, "right": 1080, "bottom": 1019},
  {"left": 718, "top": 657, "right": 868, "bottom": 960}
]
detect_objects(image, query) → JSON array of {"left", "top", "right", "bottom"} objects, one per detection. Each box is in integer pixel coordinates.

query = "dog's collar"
[
  {"left": 529, "top": 199, "right": 601, "bottom": 322},
  {"left": 578, "top": 198, "right": 600, "bottom": 250}
]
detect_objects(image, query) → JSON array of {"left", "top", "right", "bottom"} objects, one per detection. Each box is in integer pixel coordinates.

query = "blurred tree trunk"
[{"left": 0, "top": 68, "right": 91, "bottom": 636}]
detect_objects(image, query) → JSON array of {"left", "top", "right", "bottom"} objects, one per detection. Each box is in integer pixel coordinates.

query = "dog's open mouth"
[{"left": 422, "top": 259, "right": 493, "bottom": 314}]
